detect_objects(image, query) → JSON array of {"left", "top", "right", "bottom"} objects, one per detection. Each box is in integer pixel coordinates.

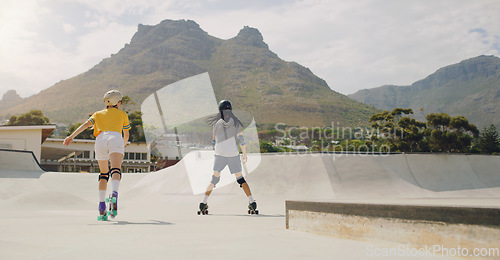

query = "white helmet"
[{"left": 103, "top": 90, "right": 123, "bottom": 106}]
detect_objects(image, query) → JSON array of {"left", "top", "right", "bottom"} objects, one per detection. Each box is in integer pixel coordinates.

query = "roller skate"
[
  {"left": 106, "top": 191, "right": 118, "bottom": 219},
  {"left": 248, "top": 201, "right": 259, "bottom": 215},
  {"left": 197, "top": 202, "right": 209, "bottom": 215},
  {"left": 97, "top": 201, "right": 108, "bottom": 221}
]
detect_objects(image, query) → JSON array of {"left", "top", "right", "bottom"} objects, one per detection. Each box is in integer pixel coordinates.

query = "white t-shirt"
[{"left": 214, "top": 118, "right": 242, "bottom": 157}]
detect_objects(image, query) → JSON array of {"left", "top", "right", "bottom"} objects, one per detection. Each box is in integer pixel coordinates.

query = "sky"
[{"left": 1, "top": 0, "right": 499, "bottom": 99}]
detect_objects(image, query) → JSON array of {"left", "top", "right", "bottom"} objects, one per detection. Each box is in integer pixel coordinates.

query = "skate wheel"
[
  {"left": 248, "top": 210, "right": 251, "bottom": 214},
  {"left": 197, "top": 211, "right": 201, "bottom": 215},
  {"left": 205, "top": 210, "right": 208, "bottom": 215},
  {"left": 255, "top": 210, "right": 259, "bottom": 215},
  {"left": 113, "top": 210, "right": 117, "bottom": 215}
]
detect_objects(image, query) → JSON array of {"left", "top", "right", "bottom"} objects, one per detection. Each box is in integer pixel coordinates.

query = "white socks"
[
  {"left": 99, "top": 180, "right": 120, "bottom": 202},
  {"left": 99, "top": 190, "right": 106, "bottom": 202},
  {"left": 202, "top": 195, "right": 209, "bottom": 204},
  {"left": 112, "top": 180, "right": 120, "bottom": 193}
]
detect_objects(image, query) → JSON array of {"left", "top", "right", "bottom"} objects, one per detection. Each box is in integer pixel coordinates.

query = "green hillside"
[{"left": 349, "top": 55, "right": 500, "bottom": 129}]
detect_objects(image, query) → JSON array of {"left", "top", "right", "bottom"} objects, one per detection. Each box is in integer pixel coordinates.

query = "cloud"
[
  {"left": 0, "top": 0, "right": 139, "bottom": 98},
  {"left": 469, "top": 28, "right": 500, "bottom": 54},
  {"left": 76, "top": 22, "right": 137, "bottom": 65},
  {"left": 470, "top": 28, "right": 488, "bottom": 38},
  {"left": 62, "top": 23, "right": 76, "bottom": 33},
  {"left": 493, "top": 36, "right": 500, "bottom": 53}
]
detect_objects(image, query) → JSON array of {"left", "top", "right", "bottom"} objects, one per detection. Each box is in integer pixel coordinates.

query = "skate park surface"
[{"left": 1, "top": 149, "right": 499, "bottom": 259}]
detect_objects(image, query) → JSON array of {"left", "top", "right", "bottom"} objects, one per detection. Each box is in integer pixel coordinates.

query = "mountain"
[
  {"left": 349, "top": 55, "right": 500, "bottom": 129},
  {"left": 0, "top": 90, "right": 24, "bottom": 116},
  {"left": 1, "top": 19, "right": 378, "bottom": 127}
]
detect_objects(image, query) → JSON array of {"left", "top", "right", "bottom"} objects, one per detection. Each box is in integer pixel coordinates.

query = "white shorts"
[{"left": 95, "top": 131, "right": 124, "bottom": 160}]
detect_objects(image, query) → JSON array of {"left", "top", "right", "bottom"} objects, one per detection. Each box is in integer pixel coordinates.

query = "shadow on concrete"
[
  {"left": 206, "top": 214, "right": 285, "bottom": 218},
  {"left": 89, "top": 220, "right": 174, "bottom": 226}
]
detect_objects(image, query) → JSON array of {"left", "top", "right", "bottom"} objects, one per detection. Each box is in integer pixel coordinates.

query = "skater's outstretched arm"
[
  {"left": 63, "top": 120, "right": 92, "bottom": 146},
  {"left": 237, "top": 132, "right": 247, "bottom": 163}
]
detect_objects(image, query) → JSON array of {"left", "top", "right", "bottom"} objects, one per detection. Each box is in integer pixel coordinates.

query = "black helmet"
[{"left": 218, "top": 100, "right": 232, "bottom": 111}]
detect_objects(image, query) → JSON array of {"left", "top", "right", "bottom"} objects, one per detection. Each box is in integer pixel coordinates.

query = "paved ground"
[{"left": 1, "top": 150, "right": 499, "bottom": 259}]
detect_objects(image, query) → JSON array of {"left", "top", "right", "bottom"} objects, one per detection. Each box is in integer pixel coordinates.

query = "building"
[
  {"left": 0, "top": 124, "right": 56, "bottom": 161},
  {"left": 0, "top": 124, "right": 151, "bottom": 173},
  {"left": 41, "top": 138, "right": 151, "bottom": 173}
]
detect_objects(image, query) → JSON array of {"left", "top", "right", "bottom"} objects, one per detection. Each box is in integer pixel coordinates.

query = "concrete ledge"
[
  {"left": 286, "top": 201, "right": 500, "bottom": 253},
  {"left": 286, "top": 201, "right": 500, "bottom": 228}
]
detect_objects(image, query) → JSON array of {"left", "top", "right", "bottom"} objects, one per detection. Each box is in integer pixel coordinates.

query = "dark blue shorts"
[{"left": 213, "top": 155, "right": 242, "bottom": 174}]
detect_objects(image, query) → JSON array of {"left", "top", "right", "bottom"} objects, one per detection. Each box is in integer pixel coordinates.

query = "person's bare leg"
[
  {"left": 234, "top": 172, "right": 252, "bottom": 196},
  {"left": 235, "top": 171, "right": 257, "bottom": 213},
  {"left": 109, "top": 153, "right": 123, "bottom": 181},
  {"left": 199, "top": 171, "right": 220, "bottom": 214},
  {"left": 97, "top": 160, "right": 109, "bottom": 191}
]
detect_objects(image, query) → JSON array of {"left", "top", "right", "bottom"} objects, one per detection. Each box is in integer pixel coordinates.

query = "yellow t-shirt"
[{"left": 88, "top": 108, "right": 131, "bottom": 137}]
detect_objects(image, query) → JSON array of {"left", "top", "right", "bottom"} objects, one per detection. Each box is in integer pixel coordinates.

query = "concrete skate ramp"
[
  {"left": 468, "top": 154, "right": 500, "bottom": 188},
  {"left": 321, "top": 153, "right": 500, "bottom": 200},
  {"left": 128, "top": 152, "right": 500, "bottom": 203},
  {"left": 0, "top": 149, "right": 45, "bottom": 176},
  {"left": 1, "top": 150, "right": 499, "bottom": 206},
  {"left": 1, "top": 149, "right": 500, "bottom": 259},
  {"left": 126, "top": 153, "right": 337, "bottom": 211}
]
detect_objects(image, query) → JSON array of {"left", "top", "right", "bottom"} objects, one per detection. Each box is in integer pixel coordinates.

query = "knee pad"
[
  {"left": 236, "top": 176, "right": 246, "bottom": 187},
  {"left": 210, "top": 175, "right": 220, "bottom": 187},
  {"left": 110, "top": 168, "right": 122, "bottom": 179},
  {"left": 98, "top": 172, "right": 109, "bottom": 182}
]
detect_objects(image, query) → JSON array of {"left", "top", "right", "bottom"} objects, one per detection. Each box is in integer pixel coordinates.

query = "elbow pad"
[{"left": 237, "top": 135, "right": 245, "bottom": 145}]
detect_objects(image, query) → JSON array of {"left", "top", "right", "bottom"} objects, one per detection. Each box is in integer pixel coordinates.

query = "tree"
[
  {"left": 477, "top": 125, "right": 500, "bottom": 154},
  {"left": 121, "top": 96, "right": 145, "bottom": 142},
  {"left": 120, "top": 95, "right": 135, "bottom": 113},
  {"left": 128, "top": 111, "right": 146, "bottom": 142},
  {"left": 396, "top": 116, "right": 428, "bottom": 152},
  {"left": 6, "top": 110, "right": 50, "bottom": 126},
  {"left": 120, "top": 96, "right": 146, "bottom": 142},
  {"left": 425, "top": 113, "right": 478, "bottom": 153},
  {"left": 260, "top": 141, "right": 280, "bottom": 153},
  {"left": 369, "top": 108, "right": 427, "bottom": 152}
]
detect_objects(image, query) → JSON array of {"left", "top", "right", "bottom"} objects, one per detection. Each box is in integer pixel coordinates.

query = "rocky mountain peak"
[
  {"left": 0, "top": 89, "right": 23, "bottom": 114},
  {"left": 233, "top": 26, "right": 268, "bottom": 49},
  {"left": 130, "top": 19, "right": 207, "bottom": 47},
  {"left": 2, "top": 90, "right": 22, "bottom": 102},
  {"left": 1, "top": 19, "right": 377, "bottom": 127}
]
